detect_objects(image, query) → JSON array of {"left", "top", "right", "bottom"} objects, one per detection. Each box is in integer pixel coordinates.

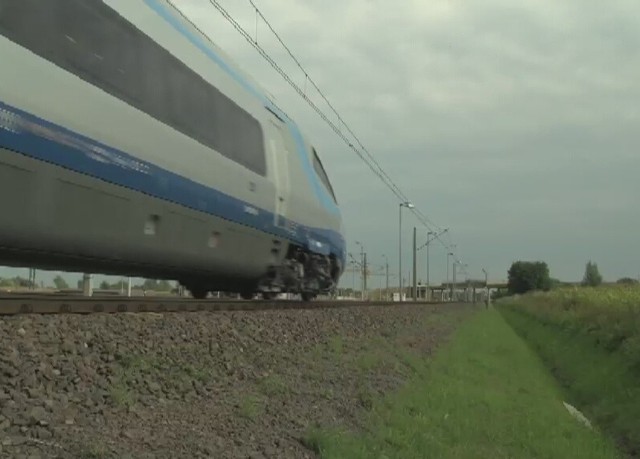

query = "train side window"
[
  {"left": 312, "top": 147, "right": 337, "bottom": 204},
  {"left": 0, "top": 0, "right": 266, "bottom": 176}
]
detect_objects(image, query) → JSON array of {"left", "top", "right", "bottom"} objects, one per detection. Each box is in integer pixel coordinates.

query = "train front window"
[{"left": 311, "top": 147, "right": 337, "bottom": 204}]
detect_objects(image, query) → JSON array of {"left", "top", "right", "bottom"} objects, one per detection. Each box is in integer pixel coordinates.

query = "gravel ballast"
[{"left": 0, "top": 303, "right": 473, "bottom": 458}]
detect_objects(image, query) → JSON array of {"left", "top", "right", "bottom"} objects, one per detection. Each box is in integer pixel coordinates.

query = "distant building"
[{"left": 392, "top": 292, "right": 407, "bottom": 302}]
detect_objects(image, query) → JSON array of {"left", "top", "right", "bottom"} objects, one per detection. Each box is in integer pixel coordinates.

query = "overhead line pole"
[
  {"left": 382, "top": 254, "right": 389, "bottom": 301},
  {"left": 447, "top": 252, "right": 453, "bottom": 301},
  {"left": 363, "top": 252, "right": 368, "bottom": 301},
  {"left": 482, "top": 268, "right": 490, "bottom": 308},
  {"left": 399, "top": 205, "right": 402, "bottom": 301},
  {"left": 452, "top": 260, "right": 457, "bottom": 302},
  {"left": 412, "top": 227, "right": 417, "bottom": 301},
  {"left": 398, "top": 202, "right": 414, "bottom": 301},
  {"left": 355, "top": 241, "right": 365, "bottom": 299},
  {"left": 415, "top": 227, "right": 448, "bottom": 301}
]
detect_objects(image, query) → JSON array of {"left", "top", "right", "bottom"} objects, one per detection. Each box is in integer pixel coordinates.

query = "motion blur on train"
[{"left": 0, "top": 0, "right": 346, "bottom": 300}]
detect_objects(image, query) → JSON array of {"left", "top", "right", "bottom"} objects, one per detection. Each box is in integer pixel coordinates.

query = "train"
[{"left": 0, "top": 0, "right": 346, "bottom": 300}]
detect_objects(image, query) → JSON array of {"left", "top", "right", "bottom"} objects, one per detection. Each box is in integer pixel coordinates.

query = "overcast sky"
[{"left": 3, "top": 0, "right": 639, "bottom": 287}]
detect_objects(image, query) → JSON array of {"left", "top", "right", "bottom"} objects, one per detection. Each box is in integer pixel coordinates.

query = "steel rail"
[{"left": 0, "top": 296, "right": 442, "bottom": 315}]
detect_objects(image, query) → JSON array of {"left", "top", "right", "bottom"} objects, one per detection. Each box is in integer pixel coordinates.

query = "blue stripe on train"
[{"left": 0, "top": 100, "right": 345, "bottom": 264}]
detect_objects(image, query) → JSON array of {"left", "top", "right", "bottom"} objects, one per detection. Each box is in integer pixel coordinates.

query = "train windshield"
[{"left": 311, "top": 147, "right": 337, "bottom": 204}]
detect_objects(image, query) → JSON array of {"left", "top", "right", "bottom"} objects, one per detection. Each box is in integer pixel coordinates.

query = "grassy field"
[
  {"left": 500, "top": 286, "right": 640, "bottom": 367},
  {"left": 499, "top": 285, "right": 640, "bottom": 455},
  {"left": 306, "top": 309, "right": 620, "bottom": 458}
]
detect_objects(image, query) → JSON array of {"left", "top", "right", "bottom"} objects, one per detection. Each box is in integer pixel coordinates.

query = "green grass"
[
  {"left": 502, "top": 286, "right": 640, "bottom": 367},
  {"left": 501, "top": 306, "right": 640, "bottom": 455},
  {"left": 238, "top": 395, "right": 265, "bottom": 420},
  {"left": 77, "top": 442, "right": 111, "bottom": 459},
  {"left": 108, "top": 382, "right": 135, "bottom": 408},
  {"left": 108, "top": 353, "right": 217, "bottom": 407},
  {"left": 355, "top": 351, "right": 385, "bottom": 372},
  {"left": 328, "top": 335, "right": 344, "bottom": 356},
  {"left": 306, "top": 310, "right": 621, "bottom": 458},
  {"left": 258, "top": 374, "right": 288, "bottom": 396}
]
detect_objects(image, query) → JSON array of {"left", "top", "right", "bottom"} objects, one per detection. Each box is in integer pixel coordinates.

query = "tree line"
[
  {"left": 0, "top": 275, "right": 175, "bottom": 292},
  {"left": 505, "top": 260, "right": 636, "bottom": 296}
]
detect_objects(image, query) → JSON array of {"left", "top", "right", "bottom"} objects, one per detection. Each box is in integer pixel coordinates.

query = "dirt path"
[{"left": 0, "top": 303, "right": 474, "bottom": 458}]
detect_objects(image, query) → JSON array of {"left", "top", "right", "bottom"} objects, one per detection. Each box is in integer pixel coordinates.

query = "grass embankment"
[
  {"left": 306, "top": 309, "right": 619, "bottom": 458},
  {"left": 499, "top": 286, "right": 640, "bottom": 455}
]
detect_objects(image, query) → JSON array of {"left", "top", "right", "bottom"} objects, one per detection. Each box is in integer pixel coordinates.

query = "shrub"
[
  {"left": 499, "top": 285, "right": 640, "bottom": 368},
  {"left": 616, "top": 277, "right": 638, "bottom": 285},
  {"left": 507, "top": 261, "right": 551, "bottom": 294},
  {"left": 582, "top": 261, "right": 603, "bottom": 287}
]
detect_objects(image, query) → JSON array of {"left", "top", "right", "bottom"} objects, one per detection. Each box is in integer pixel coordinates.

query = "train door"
[{"left": 269, "top": 120, "right": 290, "bottom": 229}]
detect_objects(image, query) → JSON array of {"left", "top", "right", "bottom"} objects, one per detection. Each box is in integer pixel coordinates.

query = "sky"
[{"left": 3, "top": 0, "right": 639, "bottom": 287}]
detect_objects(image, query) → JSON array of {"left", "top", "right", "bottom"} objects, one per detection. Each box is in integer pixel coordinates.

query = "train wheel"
[
  {"left": 189, "top": 286, "right": 209, "bottom": 300},
  {"left": 301, "top": 292, "right": 316, "bottom": 302},
  {"left": 240, "top": 291, "right": 254, "bottom": 300}
]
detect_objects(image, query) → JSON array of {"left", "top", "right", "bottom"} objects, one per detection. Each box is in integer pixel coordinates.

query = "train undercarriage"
[{"left": 182, "top": 244, "right": 341, "bottom": 301}]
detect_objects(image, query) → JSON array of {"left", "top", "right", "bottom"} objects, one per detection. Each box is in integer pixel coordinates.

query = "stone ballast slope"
[{"left": 0, "top": 303, "right": 471, "bottom": 458}]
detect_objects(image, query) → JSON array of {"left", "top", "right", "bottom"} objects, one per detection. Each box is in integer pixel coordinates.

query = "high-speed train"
[{"left": 0, "top": 0, "right": 346, "bottom": 300}]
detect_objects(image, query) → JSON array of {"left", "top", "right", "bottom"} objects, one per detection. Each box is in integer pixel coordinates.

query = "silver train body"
[{"left": 0, "top": 0, "right": 346, "bottom": 299}]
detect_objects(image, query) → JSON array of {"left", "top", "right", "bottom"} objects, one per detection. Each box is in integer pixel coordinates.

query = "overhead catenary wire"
[
  {"left": 247, "top": 0, "right": 413, "bottom": 208},
  {"left": 247, "top": 0, "right": 447, "bottom": 236},
  {"left": 204, "top": 0, "right": 406, "bottom": 199},
  {"left": 181, "top": 0, "right": 463, "bottom": 263},
  {"left": 249, "top": 0, "right": 407, "bottom": 200}
]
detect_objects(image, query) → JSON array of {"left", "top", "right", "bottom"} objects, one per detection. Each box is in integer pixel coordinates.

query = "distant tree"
[
  {"left": 507, "top": 261, "right": 551, "bottom": 295},
  {"left": 112, "top": 280, "right": 127, "bottom": 291},
  {"left": 616, "top": 277, "right": 638, "bottom": 285},
  {"left": 157, "top": 280, "right": 172, "bottom": 291},
  {"left": 99, "top": 281, "right": 110, "bottom": 290},
  {"left": 0, "top": 277, "right": 14, "bottom": 288},
  {"left": 14, "top": 276, "right": 30, "bottom": 288},
  {"left": 549, "top": 277, "right": 563, "bottom": 289},
  {"left": 582, "top": 261, "right": 603, "bottom": 287},
  {"left": 53, "top": 275, "right": 69, "bottom": 290},
  {"left": 492, "top": 289, "right": 511, "bottom": 301},
  {"left": 142, "top": 279, "right": 160, "bottom": 291}
]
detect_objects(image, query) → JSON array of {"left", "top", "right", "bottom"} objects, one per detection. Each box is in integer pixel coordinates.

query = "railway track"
[{"left": 0, "top": 294, "right": 440, "bottom": 315}]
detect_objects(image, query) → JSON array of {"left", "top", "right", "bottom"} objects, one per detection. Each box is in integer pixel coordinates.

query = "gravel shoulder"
[{"left": 0, "top": 303, "right": 474, "bottom": 458}]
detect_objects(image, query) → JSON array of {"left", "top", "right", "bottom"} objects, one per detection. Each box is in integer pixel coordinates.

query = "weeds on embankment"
[
  {"left": 502, "top": 286, "right": 640, "bottom": 365},
  {"left": 306, "top": 310, "right": 619, "bottom": 458},
  {"left": 499, "top": 285, "right": 640, "bottom": 456}
]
